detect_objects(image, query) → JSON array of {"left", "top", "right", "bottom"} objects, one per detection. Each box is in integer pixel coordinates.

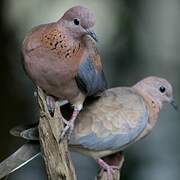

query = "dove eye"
[
  {"left": 159, "top": 86, "right": 166, "bottom": 93},
  {"left": 73, "top": 18, "right": 80, "bottom": 25}
]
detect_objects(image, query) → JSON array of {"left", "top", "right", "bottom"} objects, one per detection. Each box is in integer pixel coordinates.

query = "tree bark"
[{"left": 38, "top": 87, "right": 77, "bottom": 180}]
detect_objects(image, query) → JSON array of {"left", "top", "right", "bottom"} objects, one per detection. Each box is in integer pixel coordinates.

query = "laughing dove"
[
  {"left": 21, "top": 6, "right": 107, "bottom": 139},
  {"left": 0, "top": 76, "right": 177, "bottom": 179},
  {"left": 68, "top": 76, "right": 176, "bottom": 178}
]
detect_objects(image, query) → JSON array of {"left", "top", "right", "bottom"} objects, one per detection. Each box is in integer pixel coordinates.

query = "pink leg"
[
  {"left": 46, "top": 96, "right": 82, "bottom": 141},
  {"left": 60, "top": 105, "right": 82, "bottom": 141},
  {"left": 97, "top": 159, "right": 120, "bottom": 180}
]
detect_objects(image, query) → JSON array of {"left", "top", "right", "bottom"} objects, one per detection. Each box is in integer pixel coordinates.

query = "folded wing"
[{"left": 70, "top": 87, "right": 148, "bottom": 151}]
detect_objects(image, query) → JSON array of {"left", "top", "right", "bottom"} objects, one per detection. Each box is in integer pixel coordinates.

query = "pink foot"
[
  {"left": 60, "top": 107, "right": 80, "bottom": 141},
  {"left": 97, "top": 159, "right": 119, "bottom": 180}
]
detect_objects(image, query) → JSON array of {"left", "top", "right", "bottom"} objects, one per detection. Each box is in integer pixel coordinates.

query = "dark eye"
[
  {"left": 159, "top": 86, "right": 166, "bottom": 93},
  {"left": 73, "top": 18, "right": 80, "bottom": 25}
]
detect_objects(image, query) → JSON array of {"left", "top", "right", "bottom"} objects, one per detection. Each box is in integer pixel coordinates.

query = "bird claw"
[
  {"left": 59, "top": 107, "right": 81, "bottom": 142},
  {"left": 46, "top": 96, "right": 55, "bottom": 114},
  {"left": 97, "top": 159, "right": 119, "bottom": 180},
  {"left": 59, "top": 119, "right": 75, "bottom": 141}
]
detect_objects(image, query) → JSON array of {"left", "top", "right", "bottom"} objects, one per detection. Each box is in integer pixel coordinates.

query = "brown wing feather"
[{"left": 72, "top": 87, "right": 148, "bottom": 141}]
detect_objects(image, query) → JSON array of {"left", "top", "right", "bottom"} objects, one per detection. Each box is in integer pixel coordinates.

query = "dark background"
[{"left": 0, "top": 0, "right": 180, "bottom": 180}]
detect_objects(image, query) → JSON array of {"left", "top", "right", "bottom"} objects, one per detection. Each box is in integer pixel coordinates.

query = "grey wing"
[
  {"left": 76, "top": 56, "right": 107, "bottom": 96},
  {"left": 70, "top": 88, "right": 149, "bottom": 151}
]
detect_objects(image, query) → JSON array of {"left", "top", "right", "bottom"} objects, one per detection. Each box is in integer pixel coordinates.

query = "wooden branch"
[
  {"left": 37, "top": 87, "right": 77, "bottom": 180},
  {"left": 96, "top": 152, "right": 124, "bottom": 180}
]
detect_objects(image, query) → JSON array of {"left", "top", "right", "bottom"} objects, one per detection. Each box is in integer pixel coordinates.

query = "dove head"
[
  {"left": 58, "top": 6, "right": 97, "bottom": 41},
  {"left": 133, "top": 76, "right": 177, "bottom": 110}
]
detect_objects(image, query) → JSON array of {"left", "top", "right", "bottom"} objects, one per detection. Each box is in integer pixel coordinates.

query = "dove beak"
[
  {"left": 169, "top": 97, "right": 178, "bottom": 111},
  {"left": 86, "top": 29, "right": 98, "bottom": 42}
]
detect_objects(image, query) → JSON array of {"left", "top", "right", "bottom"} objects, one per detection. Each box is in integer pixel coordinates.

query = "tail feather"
[
  {"left": 0, "top": 142, "right": 40, "bottom": 179},
  {"left": 10, "top": 123, "right": 38, "bottom": 138}
]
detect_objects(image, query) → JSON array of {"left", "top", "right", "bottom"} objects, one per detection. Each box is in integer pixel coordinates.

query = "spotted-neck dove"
[{"left": 21, "top": 6, "right": 107, "bottom": 139}]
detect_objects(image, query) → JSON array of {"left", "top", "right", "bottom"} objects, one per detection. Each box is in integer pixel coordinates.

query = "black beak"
[
  {"left": 86, "top": 29, "right": 98, "bottom": 42},
  {"left": 170, "top": 98, "right": 178, "bottom": 111}
]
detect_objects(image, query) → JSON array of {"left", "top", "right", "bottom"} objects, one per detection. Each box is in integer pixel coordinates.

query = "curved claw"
[
  {"left": 97, "top": 159, "right": 120, "bottom": 180},
  {"left": 59, "top": 119, "right": 74, "bottom": 142},
  {"left": 46, "top": 96, "right": 55, "bottom": 114},
  {"left": 59, "top": 108, "right": 81, "bottom": 142}
]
